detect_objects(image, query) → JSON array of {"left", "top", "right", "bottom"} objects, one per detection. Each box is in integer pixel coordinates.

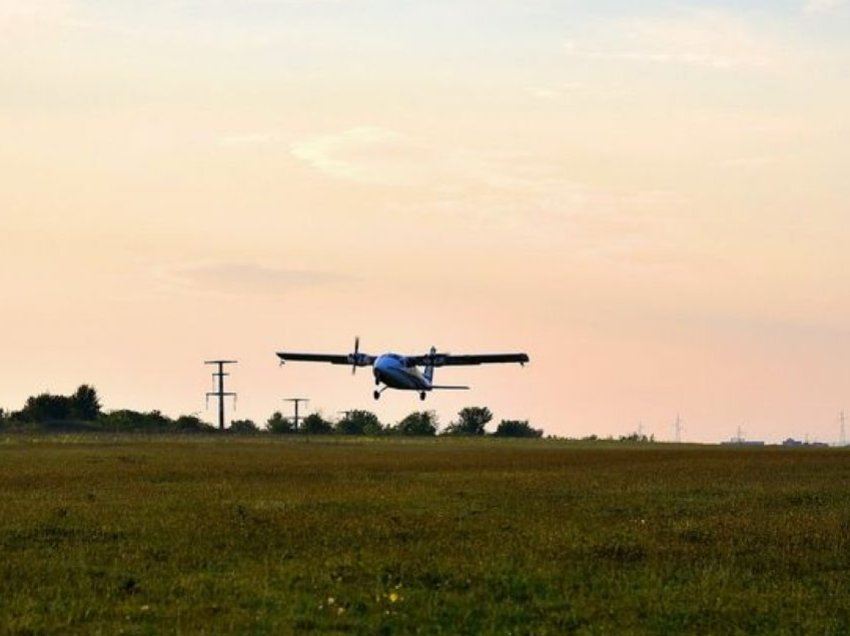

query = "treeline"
[
  {"left": 0, "top": 387, "right": 543, "bottom": 438},
  {"left": 263, "top": 406, "right": 543, "bottom": 438},
  {"left": 0, "top": 385, "right": 213, "bottom": 433}
]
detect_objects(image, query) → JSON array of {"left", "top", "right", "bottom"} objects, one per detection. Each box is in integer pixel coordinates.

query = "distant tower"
[
  {"left": 841, "top": 411, "right": 847, "bottom": 447},
  {"left": 205, "top": 360, "right": 237, "bottom": 431},
  {"left": 285, "top": 397, "right": 309, "bottom": 431},
  {"left": 673, "top": 414, "right": 684, "bottom": 443}
]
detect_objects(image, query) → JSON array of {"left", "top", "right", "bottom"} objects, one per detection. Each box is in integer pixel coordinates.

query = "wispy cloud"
[
  {"left": 291, "top": 127, "right": 439, "bottom": 187},
  {"left": 159, "top": 262, "right": 349, "bottom": 297},
  {"left": 527, "top": 82, "right": 584, "bottom": 101},
  {"left": 564, "top": 10, "right": 775, "bottom": 70},
  {"left": 290, "top": 126, "right": 689, "bottom": 269}
]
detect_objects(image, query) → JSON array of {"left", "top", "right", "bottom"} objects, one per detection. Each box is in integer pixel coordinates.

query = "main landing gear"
[
  {"left": 420, "top": 392, "right": 427, "bottom": 401},
  {"left": 373, "top": 386, "right": 390, "bottom": 400}
]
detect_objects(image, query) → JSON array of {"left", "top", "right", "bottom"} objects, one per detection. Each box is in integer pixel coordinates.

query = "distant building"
[{"left": 782, "top": 438, "right": 828, "bottom": 448}]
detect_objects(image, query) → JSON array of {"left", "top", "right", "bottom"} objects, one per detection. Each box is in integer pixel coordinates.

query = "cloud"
[
  {"left": 564, "top": 10, "right": 775, "bottom": 70},
  {"left": 291, "top": 127, "right": 587, "bottom": 194},
  {"left": 290, "top": 127, "right": 440, "bottom": 187},
  {"left": 159, "top": 262, "right": 349, "bottom": 297},
  {"left": 803, "top": 0, "right": 847, "bottom": 13},
  {"left": 290, "top": 127, "right": 691, "bottom": 270},
  {"left": 527, "top": 82, "right": 584, "bottom": 101}
]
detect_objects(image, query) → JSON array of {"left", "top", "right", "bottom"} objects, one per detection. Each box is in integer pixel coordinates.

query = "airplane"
[{"left": 277, "top": 337, "right": 529, "bottom": 401}]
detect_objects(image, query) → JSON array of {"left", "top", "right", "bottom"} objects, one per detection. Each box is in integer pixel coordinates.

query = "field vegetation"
[{"left": 2, "top": 436, "right": 850, "bottom": 634}]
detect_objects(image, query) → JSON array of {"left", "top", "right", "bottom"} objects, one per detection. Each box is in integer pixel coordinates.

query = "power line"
[
  {"left": 673, "top": 413, "right": 684, "bottom": 443},
  {"left": 285, "top": 397, "right": 309, "bottom": 432},
  {"left": 205, "top": 360, "right": 237, "bottom": 431}
]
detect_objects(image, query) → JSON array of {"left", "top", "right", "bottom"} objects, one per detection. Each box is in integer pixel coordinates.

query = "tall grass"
[{"left": 1, "top": 436, "right": 849, "bottom": 633}]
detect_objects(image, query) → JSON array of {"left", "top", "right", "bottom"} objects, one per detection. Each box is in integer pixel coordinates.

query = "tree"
[
  {"left": 301, "top": 413, "right": 333, "bottom": 435},
  {"left": 17, "top": 393, "right": 71, "bottom": 422},
  {"left": 69, "top": 385, "right": 101, "bottom": 421},
  {"left": 266, "top": 411, "right": 294, "bottom": 434},
  {"left": 230, "top": 419, "right": 259, "bottom": 433},
  {"left": 443, "top": 406, "right": 492, "bottom": 436},
  {"left": 14, "top": 385, "right": 101, "bottom": 423},
  {"left": 493, "top": 420, "right": 543, "bottom": 438},
  {"left": 100, "top": 409, "right": 145, "bottom": 431},
  {"left": 173, "top": 415, "right": 214, "bottom": 433},
  {"left": 335, "top": 410, "right": 383, "bottom": 435},
  {"left": 99, "top": 409, "right": 173, "bottom": 432},
  {"left": 618, "top": 433, "right": 653, "bottom": 443},
  {"left": 394, "top": 411, "right": 438, "bottom": 436}
]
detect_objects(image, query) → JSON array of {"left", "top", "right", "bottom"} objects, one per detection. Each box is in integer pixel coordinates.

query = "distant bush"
[
  {"left": 96, "top": 409, "right": 214, "bottom": 433},
  {"left": 493, "top": 420, "right": 543, "bottom": 438},
  {"left": 266, "top": 411, "right": 295, "bottom": 434},
  {"left": 14, "top": 385, "right": 101, "bottom": 423},
  {"left": 393, "top": 411, "right": 438, "bottom": 436},
  {"left": 443, "top": 406, "right": 493, "bottom": 436},
  {"left": 335, "top": 410, "right": 384, "bottom": 435},
  {"left": 301, "top": 413, "right": 333, "bottom": 435},
  {"left": 618, "top": 433, "right": 654, "bottom": 443},
  {"left": 174, "top": 415, "right": 215, "bottom": 433},
  {"left": 99, "top": 409, "right": 168, "bottom": 432},
  {"left": 230, "top": 419, "right": 259, "bottom": 434}
]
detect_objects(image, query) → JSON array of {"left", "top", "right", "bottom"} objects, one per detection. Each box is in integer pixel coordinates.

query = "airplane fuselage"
[{"left": 373, "top": 354, "right": 429, "bottom": 392}]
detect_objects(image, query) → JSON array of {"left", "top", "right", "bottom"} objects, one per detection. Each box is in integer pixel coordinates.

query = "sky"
[{"left": 1, "top": 0, "right": 849, "bottom": 443}]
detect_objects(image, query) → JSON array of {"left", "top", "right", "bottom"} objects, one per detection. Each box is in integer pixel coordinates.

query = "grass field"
[{"left": 2, "top": 436, "right": 850, "bottom": 634}]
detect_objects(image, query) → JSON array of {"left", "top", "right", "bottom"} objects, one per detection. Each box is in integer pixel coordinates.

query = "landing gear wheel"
[
  {"left": 420, "top": 392, "right": 427, "bottom": 401},
  {"left": 373, "top": 390, "right": 381, "bottom": 400}
]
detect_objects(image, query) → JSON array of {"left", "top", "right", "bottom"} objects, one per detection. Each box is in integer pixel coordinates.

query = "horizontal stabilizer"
[{"left": 430, "top": 385, "right": 470, "bottom": 391}]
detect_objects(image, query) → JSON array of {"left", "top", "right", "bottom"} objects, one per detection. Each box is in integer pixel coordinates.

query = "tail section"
[{"left": 424, "top": 346, "right": 437, "bottom": 385}]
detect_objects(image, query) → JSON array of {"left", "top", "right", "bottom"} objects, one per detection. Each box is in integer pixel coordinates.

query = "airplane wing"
[
  {"left": 406, "top": 353, "right": 529, "bottom": 367},
  {"left": 277, "top": 352, "right": 376, "bottom": 366}
]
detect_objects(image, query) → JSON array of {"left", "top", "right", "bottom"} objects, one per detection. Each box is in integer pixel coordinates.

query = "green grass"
[{"left": 2, "top": 436, "right": 850, "bottom": 634}]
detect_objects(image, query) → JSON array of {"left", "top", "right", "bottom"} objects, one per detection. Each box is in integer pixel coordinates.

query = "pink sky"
[{"left": 2, "top": 2, "right": 849, "bottom": 442}]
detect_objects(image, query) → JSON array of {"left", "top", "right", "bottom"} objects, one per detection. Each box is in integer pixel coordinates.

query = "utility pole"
[
  {"left": 285, "top": 398, "right": 309, "bottom": 432},
  {"left": 840, "top": 411, "right": 847, "bottom": 447},
  {"left": 205, "top": 360, "right": 237, "bottom": 431},
  {"left": 673, "top": 413, "right": 684, "bottom": 443}
]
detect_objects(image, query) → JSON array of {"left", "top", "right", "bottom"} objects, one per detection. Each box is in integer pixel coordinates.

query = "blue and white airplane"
[{"left": 277, "top": 338, "right": 529, "bottom": 401}]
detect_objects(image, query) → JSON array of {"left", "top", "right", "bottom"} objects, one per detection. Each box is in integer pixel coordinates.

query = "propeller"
[{"left": 351, "top": 336, "right": 361, "bottom": 375}]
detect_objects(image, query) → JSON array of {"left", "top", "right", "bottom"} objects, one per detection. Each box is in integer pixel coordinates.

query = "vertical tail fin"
[{"left": 424, "top": 346, "right": 437, "bottom": 385}]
